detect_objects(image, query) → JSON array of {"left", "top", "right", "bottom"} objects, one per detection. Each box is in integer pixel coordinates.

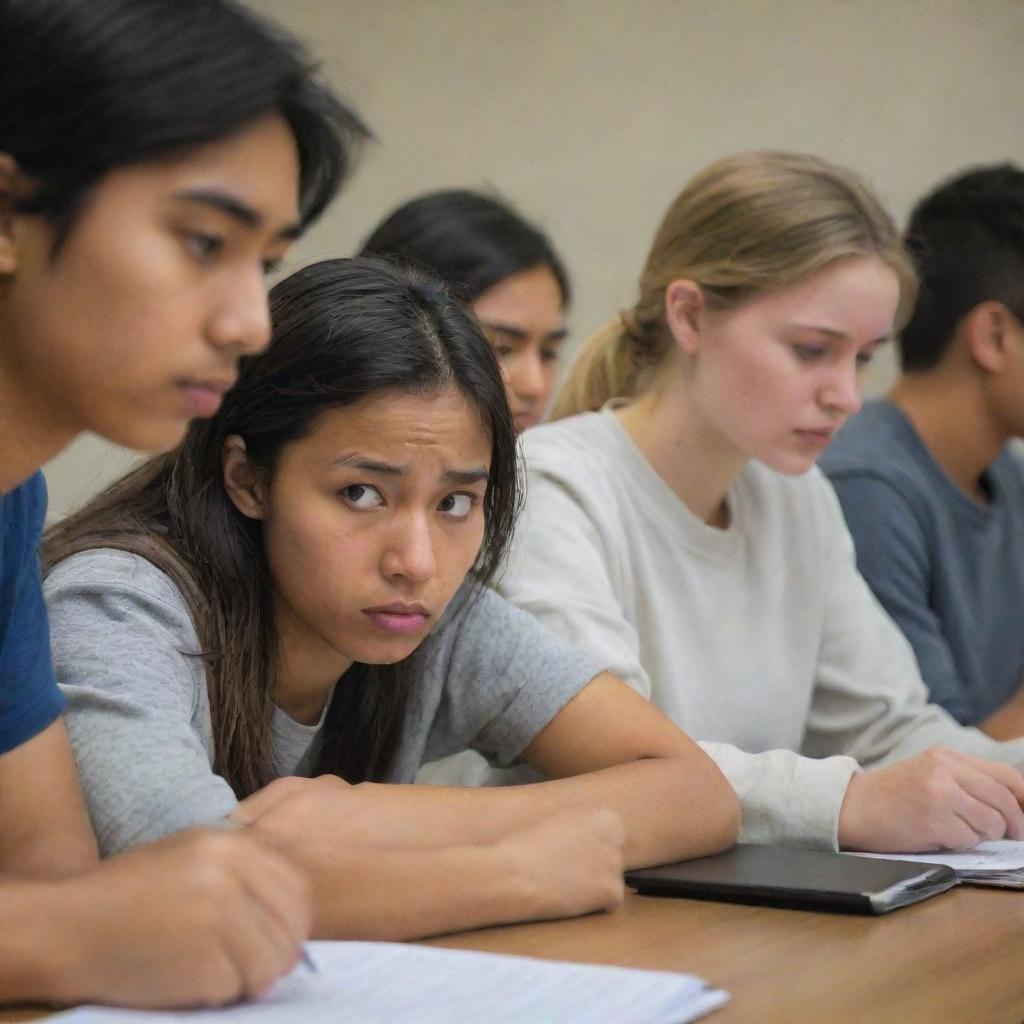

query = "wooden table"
[
  {"left": 428, "top": 887, "right": 1024, "bottom": 1024},
  {"left": 5, "top": 886, "right": 1024, "bottom": 1023}
]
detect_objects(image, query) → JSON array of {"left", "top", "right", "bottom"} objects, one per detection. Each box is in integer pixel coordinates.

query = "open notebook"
[
  {"left": 852, "top": 839, "right": 1024, "bottom": 889},
  {"left": 47, "top": 940, "right": 729, "bottom": 1024}
]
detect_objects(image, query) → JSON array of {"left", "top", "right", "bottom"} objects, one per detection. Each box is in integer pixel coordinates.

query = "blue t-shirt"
[
  {"left": 820, "top": 399, "right": 1024, "bottom": 726},
  {"left": 0, "top": 472, "right": 65, "bottom": 755}
]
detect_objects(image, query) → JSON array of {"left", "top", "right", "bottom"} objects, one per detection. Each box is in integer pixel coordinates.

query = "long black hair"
[
  {"left": 360, "top": 189, "right": 571, "bottom": 306},
  {"left": 0, "top": 0, "right": 366, "bottom": 244},
  {"left": 44, "top": 257, "right": 519, "bottom": 796}
]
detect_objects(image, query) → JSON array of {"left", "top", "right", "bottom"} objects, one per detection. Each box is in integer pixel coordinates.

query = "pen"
[{"left": 218, "top": 815, "right": 318, "bottom": 975}]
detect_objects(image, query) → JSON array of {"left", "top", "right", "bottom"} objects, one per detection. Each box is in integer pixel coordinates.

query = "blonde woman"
[{"left": 500, "top": 152, "right": 1024, "bottom": 854}]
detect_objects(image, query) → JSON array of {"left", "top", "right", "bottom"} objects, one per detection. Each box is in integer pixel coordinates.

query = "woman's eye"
[
  {"left": 186, "top": 233, "right": 224, "bottom": 263},
  {"left": 793, "top": 344, "right": 826, "bottom": 362},
  {"left": 540, "top": 347, "right": 561, "bottom": 364},
  {"left": 856, "top": 349, "right": 876, "bottom": 368},
  {"left": 437, "top": 493, "right": 476, "bottom": 519},
  {"left": 342, "top": 484, "right": 384, "bottom": 510},
  {"left": 492, "top": 343, "right": 514, "bottom": 359}
]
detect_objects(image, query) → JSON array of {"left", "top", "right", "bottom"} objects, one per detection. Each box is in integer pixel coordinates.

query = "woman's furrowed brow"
[
  {"left": 329, "top": 454, "right": 403, "bottom": 476},
  {"left": 444, "top": 467, "right": 489, "bottom": 485},
  {"left": 328, "top": 454, "right": 488, "bottom": 484}
]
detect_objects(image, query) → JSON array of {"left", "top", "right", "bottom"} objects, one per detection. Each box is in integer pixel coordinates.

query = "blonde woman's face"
[{"left": 690, "top": 255, "right": 901, "bottom": 475}]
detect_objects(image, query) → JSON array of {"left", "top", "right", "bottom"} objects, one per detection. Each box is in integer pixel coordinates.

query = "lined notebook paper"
[
  {"left": 49, "top": 940, "right": 729, "bottom": 1024},
  {"left": 853, "top": 839, "right": 1024, "bottom": 888}
]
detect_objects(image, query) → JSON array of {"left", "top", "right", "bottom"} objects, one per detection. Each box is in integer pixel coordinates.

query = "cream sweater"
[{"left": 497, "top": 409, "right": 1024, "bottom": 849}]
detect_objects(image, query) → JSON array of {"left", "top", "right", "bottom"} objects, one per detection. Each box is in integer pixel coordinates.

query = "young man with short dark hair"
[{"left": 822, "top": 164, "right": 1024, "bottom": 738}]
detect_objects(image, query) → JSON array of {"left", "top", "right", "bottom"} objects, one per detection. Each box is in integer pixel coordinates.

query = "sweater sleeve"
[
  {"left": 44, "top": 551, "right": 238, "bottom": 855},
  {"left": 498, "top": 466, "right": 653, "bottom": 697},
  {"left": 828, "top": 470, "right": 975, "bottom": 722},
  {"left": 501, "top": 461, "right": 860, "bottom": 850},
  {"left": 803, "top": 483, "right": 1024, "bottom": 770}
]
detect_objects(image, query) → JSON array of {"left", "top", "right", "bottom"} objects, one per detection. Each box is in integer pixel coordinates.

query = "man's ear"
[
  {"left": 0, "top": 154, "right": 22, "bottom": 275},
  {"left": 663, "top": 279, "right": 705, "bottom": 356},
  {"left": 964, "top": 301, "right": 1013, "bottom": 374},
  {"left": 222, "top": 435, "right": 268, "bottom": 520}
]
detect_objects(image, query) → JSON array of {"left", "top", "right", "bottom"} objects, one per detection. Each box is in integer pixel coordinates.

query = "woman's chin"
[{"left": 347, "top": 635, "right": 425, "bottom": 667}]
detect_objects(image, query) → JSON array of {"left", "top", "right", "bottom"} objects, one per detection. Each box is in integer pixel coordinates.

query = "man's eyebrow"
[
  {"left": 480, "top": 320, "right": 569, "bottom": 343},
  {"left": 173, "top": 189, "right": 302, "bottom": 240}
]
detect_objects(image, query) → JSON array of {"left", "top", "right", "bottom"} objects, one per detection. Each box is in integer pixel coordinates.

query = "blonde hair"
[{"left": 552, "top": 151, "right": 917, "bottom": 420}]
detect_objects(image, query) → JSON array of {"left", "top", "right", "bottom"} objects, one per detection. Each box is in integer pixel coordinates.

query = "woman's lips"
[
  {"left": 794, "top": 428, "right": 835, "bottom": 450},
  {"left": 362, "top": 605, "right": 430, "bottom": 635}
]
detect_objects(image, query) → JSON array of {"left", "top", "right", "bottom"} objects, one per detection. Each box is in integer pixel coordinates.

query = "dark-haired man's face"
[
  {"left": 987, "top": 308, "right": 1024, "bottom": 439},
  {"left": 0, "top": 114, "right": 300, "bottom": 462}
]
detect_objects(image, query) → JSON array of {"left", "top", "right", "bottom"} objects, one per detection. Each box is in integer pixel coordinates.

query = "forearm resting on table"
[
  {"left": 240, "top": 756, "right": 738, "bottom": 869},
  {"left": 288, "top": 842, "right": 585, "bottom": 941},
  {"left": 366, "top": 668, "right": 738, "bottom": 865},
  {"left": 368, "top": 758, "right": 737, "bottom": 866}
]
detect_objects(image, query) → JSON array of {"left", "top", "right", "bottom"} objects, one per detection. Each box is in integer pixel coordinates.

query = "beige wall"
[{"left": 43, "top": 0, "right": 1024, "bottom": 517}]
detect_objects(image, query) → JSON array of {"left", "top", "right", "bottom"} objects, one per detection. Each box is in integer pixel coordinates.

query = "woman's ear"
[
  {"left": 222, "top": 435, "right": 268, "bottom": 520},
  {"left": 663, "top": 279, "right": 705, "bottom": 356}
]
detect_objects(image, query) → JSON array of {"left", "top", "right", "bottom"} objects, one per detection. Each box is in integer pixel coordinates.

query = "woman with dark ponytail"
[
  {"left": 0, "top": 0, "right": 363, "bottom": 1008},
  {"left": 43, "top": 257, "right": 739, "bottom": 942},
  {"left": 361, "top": 190, "right": 570, "bottom": 432}
]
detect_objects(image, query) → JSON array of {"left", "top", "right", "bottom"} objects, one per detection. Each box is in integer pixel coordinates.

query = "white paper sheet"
[
  {"left": 48, "top": 940, "right": 729, "bottom": 1024},
  {"left": 854, "top": 840, "right": 1024, "bottom": 873}
]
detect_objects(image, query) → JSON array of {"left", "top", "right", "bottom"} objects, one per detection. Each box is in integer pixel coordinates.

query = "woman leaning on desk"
[
  {"left": 41, "top": 257, "right": 740, "bottom": 941},
  {"left": 496, "top": 150, "right": 1024, "bottom": 854}
]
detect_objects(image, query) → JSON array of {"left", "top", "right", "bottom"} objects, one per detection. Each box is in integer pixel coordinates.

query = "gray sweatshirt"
[{"left": 44, "top": 549, "right": 606, "bottom": 855}]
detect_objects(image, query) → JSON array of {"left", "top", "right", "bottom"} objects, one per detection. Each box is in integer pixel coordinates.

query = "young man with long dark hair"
[{"left": 0, "top": 0, "right": 363, "bottom": 1007}]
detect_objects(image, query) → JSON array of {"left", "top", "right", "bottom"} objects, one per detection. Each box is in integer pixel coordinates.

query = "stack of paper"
[
  {"left": 853, "top": 840, "right": 1024, "bottom": 888},
  {"left": 50, "top": 940, "right": 729, "bottom": 1023}
]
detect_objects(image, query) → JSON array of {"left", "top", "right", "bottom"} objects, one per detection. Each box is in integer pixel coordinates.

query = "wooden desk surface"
[
  {"left": 428, "top": 887, "right": 1024, "bottom": 1024},
  {"left": 5, "top": 886, "right": 1024, "bottom": 1023}
]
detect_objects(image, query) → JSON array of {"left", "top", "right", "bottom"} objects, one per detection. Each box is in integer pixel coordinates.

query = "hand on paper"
[
  {"left": 838, "top": 746, "right": 1024, "bottom": 852},
  {"left": 50, "top": 827, "right": 312, "bottom": 1008}
]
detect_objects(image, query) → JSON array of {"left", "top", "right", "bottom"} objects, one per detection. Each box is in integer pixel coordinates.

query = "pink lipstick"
[{"left": 363, "top": 603, "right": 429, "bottom": 635}]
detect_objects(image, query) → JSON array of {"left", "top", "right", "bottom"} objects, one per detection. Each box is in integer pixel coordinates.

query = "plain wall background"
[{"left": 42, "top": 0, "right": 1024, "bottom": 518}]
